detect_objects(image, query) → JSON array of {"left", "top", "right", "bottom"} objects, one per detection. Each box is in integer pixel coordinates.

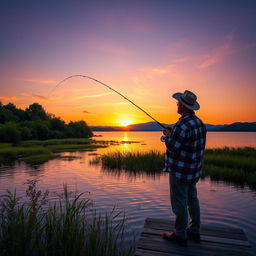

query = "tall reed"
[
  {"left": 90, "top": 148, "right": 256, "bottom": 188},
  {"left": 0, "top": 180, "right": 133, "bottom": 256}
]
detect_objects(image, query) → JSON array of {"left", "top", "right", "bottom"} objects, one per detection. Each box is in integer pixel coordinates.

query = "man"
[{"left": 162, "top": 90, "right": 207, "bottom": 247}]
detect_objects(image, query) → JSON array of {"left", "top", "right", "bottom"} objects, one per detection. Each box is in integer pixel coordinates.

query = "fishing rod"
[{"left": 50, "top": 75, "right": 166, "bottom": 129}]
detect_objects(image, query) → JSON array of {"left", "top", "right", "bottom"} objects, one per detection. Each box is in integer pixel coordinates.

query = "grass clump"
[
  {"left": 91, "top": 147, "right": 256, "bottom": 189},
  {"left": 0, "top": 180, "right": 133, "bottom": 256},
  {"left": 20, "top": 138, "right": 93, "bottom": 147},
  {"left": 0, "top": 138, "right": 107, "bottom": 164},
  {"left": 0, "top": 146, "right": 56, "bottom": 164},
  {"left": 91, "top": 150, "right": 163, "bottom": 174},
  {"left": 47, "top": 144, "right": 105, "bottom": 153}
]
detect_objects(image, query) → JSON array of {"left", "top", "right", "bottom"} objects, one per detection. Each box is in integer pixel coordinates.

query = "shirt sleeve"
[{"left": 165, "top": 124, "right": 187, "bottom": 152}]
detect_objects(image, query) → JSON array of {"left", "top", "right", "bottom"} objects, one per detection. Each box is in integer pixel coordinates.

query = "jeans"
[{"left": 169, "top": 174, "right": 200, "bottom": 240}]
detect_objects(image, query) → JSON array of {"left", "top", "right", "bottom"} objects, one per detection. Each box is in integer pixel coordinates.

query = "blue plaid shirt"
[{"left": 164, "top": 112, "right": 206, "bottom": 183}]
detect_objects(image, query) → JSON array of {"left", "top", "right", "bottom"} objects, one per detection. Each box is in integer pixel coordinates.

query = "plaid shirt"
[{"left": 164, "top": 112, "right": 206, "bottom": 183}]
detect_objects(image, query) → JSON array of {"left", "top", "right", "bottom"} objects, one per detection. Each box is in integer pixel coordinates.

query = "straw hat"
[{"left": 172, "top": 90, "right": 200, "bottom": 110}]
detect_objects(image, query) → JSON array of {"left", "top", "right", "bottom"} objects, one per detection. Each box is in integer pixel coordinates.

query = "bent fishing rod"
[{"left": 50, "top": 75, "right": 166, "bottom": 129}]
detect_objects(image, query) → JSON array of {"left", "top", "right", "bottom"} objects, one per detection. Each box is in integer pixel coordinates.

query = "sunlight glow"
[{"left": 118, "top": 119, "right": 133, "bottom": 127}]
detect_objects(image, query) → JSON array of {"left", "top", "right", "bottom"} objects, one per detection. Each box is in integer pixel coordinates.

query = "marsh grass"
[
  {"left": 0, "top": 139, "right": 107, "bottom": 164},
  {"left": 46, "top": 144, "right": 105, "bottom": 153},
  {"left": 0, "top": 180, "right": 134, "bottom": 256},
  {"left": 20, "top": 138, "right": 93, "bottom": 147},
  {"left": 0, "top": 146, "right": 55, "bottom": 164},
  {"left": 91, "top": 150, "right": 163, "bottom": 174},
  {"left": 91, "top": 147, "right": 256, "bottom": 189}
]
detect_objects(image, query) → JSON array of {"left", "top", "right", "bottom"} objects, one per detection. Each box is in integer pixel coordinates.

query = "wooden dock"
[{"left": 134, "top": 218, "right": 254, "bottom": 256}]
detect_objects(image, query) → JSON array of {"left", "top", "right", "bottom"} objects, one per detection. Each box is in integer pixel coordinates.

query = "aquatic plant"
[
  {"left": 91, "top": 147, "right": 256, "bottom": 189},
  {"left": 0, "top": 139, "right": 107, "bottom": 164},
  {"left": 91, "top": 150, "right": 164, "bottom": 174},
  {"left": 0, "top": 180, "right": 134, "bottom": 256}
]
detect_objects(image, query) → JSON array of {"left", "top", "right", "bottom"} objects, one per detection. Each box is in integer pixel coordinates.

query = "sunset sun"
[{"left": 118, "top": 119, "right": 133, "bottom": 127}]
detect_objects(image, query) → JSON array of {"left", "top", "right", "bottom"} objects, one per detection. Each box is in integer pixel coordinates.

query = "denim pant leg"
[
  {"left": 188, "top": 182, "right": 200, "bottom": 234},
  {"left": 169, "top": 174, "right": 188, "bottom": 240}
]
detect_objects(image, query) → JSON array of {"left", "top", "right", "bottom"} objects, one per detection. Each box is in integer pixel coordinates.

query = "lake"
[{"left": 0, "top": 131, "right": 256, "bottom": 251}]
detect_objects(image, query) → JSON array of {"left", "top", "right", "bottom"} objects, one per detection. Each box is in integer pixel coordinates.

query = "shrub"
[{"left": 0, "top": 123, "right": 21, "bottom": 145}]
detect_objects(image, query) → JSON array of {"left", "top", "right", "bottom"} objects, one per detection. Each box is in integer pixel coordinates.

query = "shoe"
[
  {"left": 187, "top": 229, "right": 201, "bottom": 243},
  {"left": 162, "top": 232, "right": 188, "bottom": 247}
]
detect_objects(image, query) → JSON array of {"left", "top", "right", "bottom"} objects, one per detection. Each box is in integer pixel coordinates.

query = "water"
[{"left": 0, "top": 132, "right": 256, "bottom": 251}]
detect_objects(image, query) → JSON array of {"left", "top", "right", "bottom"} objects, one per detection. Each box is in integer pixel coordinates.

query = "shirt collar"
[{"left": 179, "top": 111, "right": 195, "bottom": 120}]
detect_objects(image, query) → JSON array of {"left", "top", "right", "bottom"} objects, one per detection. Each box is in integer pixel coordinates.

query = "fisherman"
[{"left": 162, "top": 90, "right": 207, "bottom": 247}]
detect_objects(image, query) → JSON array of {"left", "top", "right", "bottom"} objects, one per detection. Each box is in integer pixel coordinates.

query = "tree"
[
  {"left": 4, "top": 103, "right": 27, "bottom": 121},
  {"left": 0, "top": 107, "right": 18, "bottom": 123},
  {"left": 19, "top": 126, "right": 32, "bottom": 140},
  {"left": 68, "top": 121, "right": 93, "bottom": 138},
  {"left": 26, "top": 103, "right": 49, "bottom": 121},
  {"left": 50, "top": 117, "right": 67, "bottom": 132},
  {"left": 0, "top": 123, "right": 21, "bottom": 145}
]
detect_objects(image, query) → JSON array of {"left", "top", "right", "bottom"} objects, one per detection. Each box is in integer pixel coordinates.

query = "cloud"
[
  {"left": 82, "top": 110, "right": 91, "bottom": 114},
  {"left": 167, "top": 38, "right": 189, "bottom": 50},
  {"left": 22, "top": 93, "right": 49, "bottom": 101},
  {"left": 144, "top": 104, "right": 167, "bottom": 109},
  {"left": 140, "top": 66, "right": 171, "bottom": 76},
  {"left": 198, "top": 33, "right": 235, "bottom": 69},
  {"left": 75, "top": 92, "right": 113, "bottom": 100},
  {"left": 0, "top": 96, "right": 17, "bottom": 101},
  {"left": 84, "top": 37, "right": 132, "bottom": 55},
  {"left": 135, "top": 22, "right": 152, "bottom": 34},
  {"left": 174, "top": 56, "right": 195, "bottom": 63},
  {"left": 114, "top": 102, "right": 129, "bottom": 105},
  {"left": 20, "top": 79, "right": 58, "bottom": 85}
]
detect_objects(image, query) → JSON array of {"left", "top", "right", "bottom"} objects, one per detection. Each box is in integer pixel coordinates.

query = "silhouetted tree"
[
  {"left": 0, "top": 107, "right": 18, "bottom": 123},
  {"left": 26, "top": 103, "right": 49, "bottom": 121},
  {"left": 0, "top": 102, "right": 93, "bottom": 141},
  {"left": 0, "top": 123, "right": 21, "bottom": 145},
  {"left": 68, "top": 121, "right": 93, "bottom": 138}
]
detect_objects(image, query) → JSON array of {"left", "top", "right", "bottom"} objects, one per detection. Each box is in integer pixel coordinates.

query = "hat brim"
[{"left": 172, "top": 92, "right": 200, "bottom": 110}]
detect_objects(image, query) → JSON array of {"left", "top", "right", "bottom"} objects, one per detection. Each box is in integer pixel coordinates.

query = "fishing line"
[{"left": 49, "top": 75, "right": 165, "bottom": 129}]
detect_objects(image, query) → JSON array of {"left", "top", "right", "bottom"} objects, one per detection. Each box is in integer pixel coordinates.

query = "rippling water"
[{"left": 0, "top": 132, "right": 255, "bottom": 251}]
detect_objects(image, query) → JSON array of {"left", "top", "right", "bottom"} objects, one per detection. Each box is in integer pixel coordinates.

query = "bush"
[
  {"left": 0, "top": 181, "right": 133, "bottom": 256},
  {"left": 19, "top": 126, "right": 32, "bottom": 140},
  {"left": 0, "top": 123, "right": 21, "bottom": 145},
  {"left": 68, "top": 121, "right": 93, "bottom": 138}
]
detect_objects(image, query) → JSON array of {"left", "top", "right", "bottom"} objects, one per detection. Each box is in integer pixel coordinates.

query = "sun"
[{"left": 118, "top": 119, "right": 133, "bottom": 127}]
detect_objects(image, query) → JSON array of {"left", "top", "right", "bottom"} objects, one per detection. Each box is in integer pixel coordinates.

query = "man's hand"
[{"left": 163, "top": 126, "right": 172, "bottom": 135}]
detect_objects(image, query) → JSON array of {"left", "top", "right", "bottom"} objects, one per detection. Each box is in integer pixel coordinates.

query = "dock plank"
[
  {"left": 145, "top": 218, "right": 247, "bottom": 241},
  {"left": 141, "top": 227, "right": 251, "bottom": 247},
  {"left": 134, "top": 218, "right": 254, "bottom": 256}
]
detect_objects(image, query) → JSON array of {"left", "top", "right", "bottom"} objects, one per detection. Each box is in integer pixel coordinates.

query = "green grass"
[
  {"left": 20, "top": 138, "right": 93, "bottom": 147},
  {"left": 0, "top": 146, "right": 56, "bottom": 164},
  {"left": 47, "top": 144, "right": 106, "bottom": 153},
  {"left": 0, "top": 139, "right": 107, "bottom": 164},
  {"left": 91, "top": 150, "right": 163, "bottom": 175},
  {"left": 91, "top": 147, "right": 256, "bottom": 189},
  {"left": 0, "top": 180, "right": 134, "bottom": 256}
]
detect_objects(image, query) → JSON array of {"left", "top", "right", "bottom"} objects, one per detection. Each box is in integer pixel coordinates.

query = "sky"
[{"left": 0, "top": 0, "right": 256, "bottom": 126}]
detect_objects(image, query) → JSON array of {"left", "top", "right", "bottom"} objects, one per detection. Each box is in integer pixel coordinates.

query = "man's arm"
[{"left": 164, "top": 125, "right": 187, "bottom": 152}]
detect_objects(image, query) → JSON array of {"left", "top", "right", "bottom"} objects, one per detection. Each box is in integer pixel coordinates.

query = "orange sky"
[{"left": 1, "top": 1, "right": 256, "bottom": 126}]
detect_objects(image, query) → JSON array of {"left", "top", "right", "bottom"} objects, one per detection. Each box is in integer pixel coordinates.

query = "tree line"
[{"left": 0, "top": 102, "right": 93, "bottom": 144}]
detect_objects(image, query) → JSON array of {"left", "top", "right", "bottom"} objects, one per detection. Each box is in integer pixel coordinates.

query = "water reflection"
[
  {"left": 93, "top": 131, "right": 256, "bottom": 152},
  {"left": 101, "top": 167, "right": 162, "bottom": 181},
  {"left": 0, "top": 132, "right": 255, "bottom": 251}
]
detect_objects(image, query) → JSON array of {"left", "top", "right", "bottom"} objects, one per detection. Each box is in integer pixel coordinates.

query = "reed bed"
[
  {"left": 0, "top": 139, "right": 107, "bottom": 164},
  {"left": 90, "top": 147, "right": 256, "bottom": 189},
  {"left": 91, "top": 150, "right": 163, "bottom": 174},
  {"left": 0, "top": 180, "right": 134, "bottom": 256}
]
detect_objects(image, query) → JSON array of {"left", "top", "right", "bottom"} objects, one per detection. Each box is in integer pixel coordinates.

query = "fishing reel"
[{"left": 160, "top": 135, "right": 166, "bottom": 142}]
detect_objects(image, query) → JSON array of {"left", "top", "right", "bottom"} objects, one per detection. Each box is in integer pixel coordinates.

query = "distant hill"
[
  {"left": 205, "top": 124, "right": 227, "bottom": 131},
  {"left": 127, "top": 122, "right": 172, "bottom": 131},
  {"left": 90, "top": 121, "right": 256, "bottom": 132},
  {"left": 219, "top": 122, "right": 256, "bottom": 132}
]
